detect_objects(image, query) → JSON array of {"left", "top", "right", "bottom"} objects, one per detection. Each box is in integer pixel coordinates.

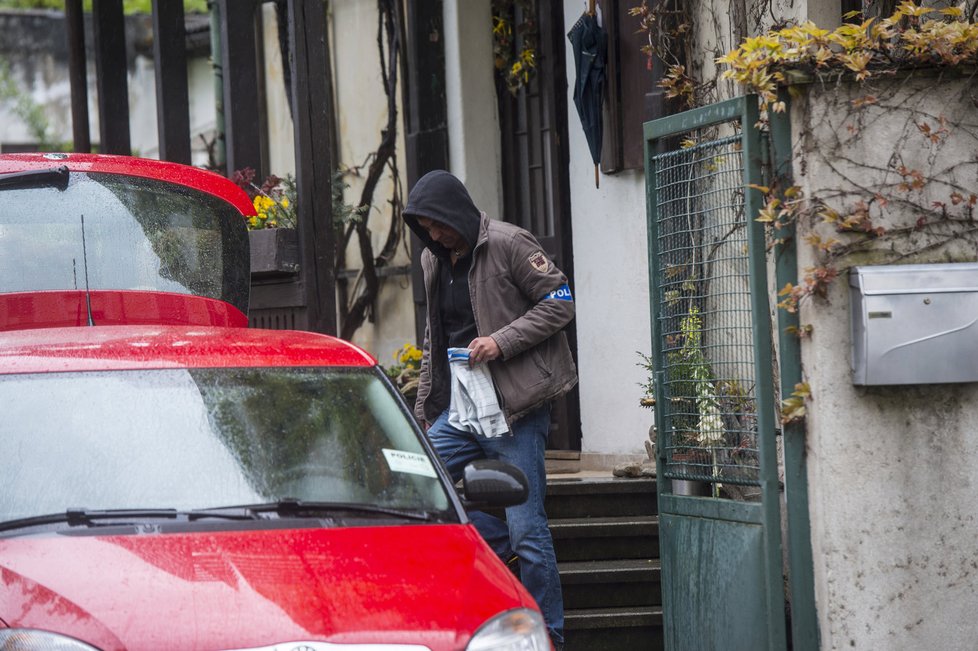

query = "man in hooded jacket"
[{"left": 403, "top": 170, "right": 577, "bottom": 649}]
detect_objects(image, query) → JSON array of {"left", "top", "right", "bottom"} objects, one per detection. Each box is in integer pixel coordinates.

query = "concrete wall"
[{"left": 790, "top": 73, "right": 978, "bottom": 650}]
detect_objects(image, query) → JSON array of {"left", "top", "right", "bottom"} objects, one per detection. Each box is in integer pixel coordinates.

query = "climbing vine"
[
  {"left": 631, "top": 0, "right": 978, "bottom": 423},
  {"left": 629, "top": 0, "right": 698, "bottom": 107},
  {"left": 719, "top": 3, "right": 978, "bottom": 422},
  {"left": 729, "top": 3, "right": 978, "bottom": 316},
  {"left": 333, "top": 0, "right": 408, "bottom": 342},
  {"left": 718, "top": 2, "right": 978, "bottom": 113}
]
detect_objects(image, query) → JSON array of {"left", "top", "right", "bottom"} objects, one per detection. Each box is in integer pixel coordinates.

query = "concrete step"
[
  {"left": 564, "top": 606, "right": 664, "bottom": 651},
  {"left": 551, "top": 515, "right": 659, "bottom": 561},
  {"left": 559, "top": 558, "right": 661, "bottom": 610},
  {"left": 539, "top": 476, "right": 663, "bottom": 651},
  {"left": 546, "top": 476, "right": 657, "bottom": 519}
]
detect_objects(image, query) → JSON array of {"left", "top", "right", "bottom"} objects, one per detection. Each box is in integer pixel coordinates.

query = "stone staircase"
[{"left": 546, "top": 474, "right": 663, "bottom": 651}]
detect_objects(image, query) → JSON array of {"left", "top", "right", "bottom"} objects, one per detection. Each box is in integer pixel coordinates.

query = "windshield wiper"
[
  {"left": 207, "top": 499, "right": 439, "bottom": 522},
  {"left": 0, "top": 165, "right": 69, "bottom": 191},
  {"left": 0, "top": 507, "right": 259, "bottom": 533}
]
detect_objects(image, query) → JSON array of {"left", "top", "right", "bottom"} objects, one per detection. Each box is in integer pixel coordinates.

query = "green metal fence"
[{"left": 651, "top": 131, "right": 763, "bottom": 496}]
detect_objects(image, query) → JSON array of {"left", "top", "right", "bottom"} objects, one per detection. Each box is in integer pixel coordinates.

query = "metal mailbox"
[{"left": 850, "top": 263, "right": 978, "bottom": 385}]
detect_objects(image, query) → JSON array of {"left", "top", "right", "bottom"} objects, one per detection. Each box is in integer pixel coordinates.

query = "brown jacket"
[{"left": 414, "top": 213, "right": 578, "bottom": 426}]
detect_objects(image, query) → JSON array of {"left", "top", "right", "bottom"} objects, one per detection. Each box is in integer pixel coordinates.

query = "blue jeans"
[{"left": 428, "top": 405, "right": 564, "bottom": 646}]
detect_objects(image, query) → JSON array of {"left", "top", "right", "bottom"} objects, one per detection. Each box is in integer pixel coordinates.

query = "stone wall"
[{"left": 790, "top": 71, "right": 978, "bottom": 650}]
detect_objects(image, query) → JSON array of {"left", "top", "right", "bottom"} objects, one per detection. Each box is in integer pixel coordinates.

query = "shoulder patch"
[{"left": 528, "top": 250, "right": 551, "bottom": 273}]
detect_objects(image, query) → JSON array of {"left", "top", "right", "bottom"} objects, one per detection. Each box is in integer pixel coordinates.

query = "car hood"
[{"left": 0, "top": 524, "right": 530, "bottom": 651}]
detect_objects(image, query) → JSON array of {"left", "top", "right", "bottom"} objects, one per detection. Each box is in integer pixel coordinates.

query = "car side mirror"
[{"left": 461, "top": 459, "right": 529, "bottom": 509}]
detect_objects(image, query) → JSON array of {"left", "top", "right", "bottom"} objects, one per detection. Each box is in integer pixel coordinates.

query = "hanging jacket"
[{"left": 403, "top": 170, "right": 578, "bottom": 426}]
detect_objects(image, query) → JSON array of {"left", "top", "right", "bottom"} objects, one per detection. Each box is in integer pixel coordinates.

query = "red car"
[{"left": 0, "top": 154, "right": 550, "bottom": 651}]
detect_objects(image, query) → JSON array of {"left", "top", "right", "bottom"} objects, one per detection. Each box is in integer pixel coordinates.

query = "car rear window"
[{"left": 0, "top": 172, "right": 249, "bottom": 314}]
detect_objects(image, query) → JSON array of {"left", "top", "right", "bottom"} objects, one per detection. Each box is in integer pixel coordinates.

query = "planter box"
[{"left": 249, "top": 228, "right": 299, "bottom": 277}]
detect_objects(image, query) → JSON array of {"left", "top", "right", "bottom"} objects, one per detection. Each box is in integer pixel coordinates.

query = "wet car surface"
[{"left": 0, "top": 154, "right": 550, "bottom": 651}]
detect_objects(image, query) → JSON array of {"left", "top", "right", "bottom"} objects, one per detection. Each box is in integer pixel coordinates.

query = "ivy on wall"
[
  {"left": 631, "top": 0, "right": 978, "bottom": 423},
  {"left": 725, "top": 3, "right": 978, "bottom": 423}
]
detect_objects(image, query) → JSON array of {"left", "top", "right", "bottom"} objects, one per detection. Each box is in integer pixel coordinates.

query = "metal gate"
[{"left": 644, "top": 95, "right": 786, "bottom": 650}]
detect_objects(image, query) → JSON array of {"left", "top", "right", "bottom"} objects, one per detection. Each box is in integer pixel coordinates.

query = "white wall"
[
  {"left": 443, "top": 0, "right": 502, "bottom": 219},
  {"left": 562, "top": 4, "right": 655, "bottom": 461},
  {"left": 261, "top": 3, "right": 295, "bottom": 178}
]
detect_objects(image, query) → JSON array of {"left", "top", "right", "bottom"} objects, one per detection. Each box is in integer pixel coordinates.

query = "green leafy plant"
[
  {"left": 637, "top": 351, "right": 657, "bottom": 409},
  {"left": 331, "top": 168, "right": 369, "bottom": 228},
  {"left": 668, "top": 307, "right": 725, "bottom": 448}
]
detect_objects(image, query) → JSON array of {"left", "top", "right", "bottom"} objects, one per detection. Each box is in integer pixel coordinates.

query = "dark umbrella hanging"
[{"left": 567, "top": 2, "right": 608, "bottom": 188}]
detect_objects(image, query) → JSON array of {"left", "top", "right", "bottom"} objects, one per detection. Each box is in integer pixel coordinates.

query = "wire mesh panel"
[
  {"left": 645, "top": 96, "right": 787, "bottom": 651},
  {"left": 652, "top": 132, "right": 761, "bottom": 496}
]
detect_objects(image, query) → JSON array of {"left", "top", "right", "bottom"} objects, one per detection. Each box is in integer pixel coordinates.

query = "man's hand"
[{"left": 467, "top": 336, "right": 501, "bottom": 364}]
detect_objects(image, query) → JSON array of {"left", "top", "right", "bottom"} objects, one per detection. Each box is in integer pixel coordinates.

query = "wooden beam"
[
  {"left": 287, "top": 0, "right": 337, "bottom": 335},
  {"left": 402, "top": 0, "right": 448, "bottom": 344},
  {"left": 65, "top": 0, "right": 91, "bottom": 153},
  {"left": 92, "top": 0, "right": 130, "bottom": 154},
  {"left": 216, "top": 0, "right": 262, "bottom": 178},
  {"left": 152, "top": 0, "right": 191, "bottom": 164}
]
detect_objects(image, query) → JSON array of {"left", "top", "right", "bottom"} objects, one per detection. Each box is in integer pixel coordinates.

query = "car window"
[
  {"left": 0, "top": 367, "right": 451, "bottom": 523},
  {"left": 0, "top": 172, "right": 249, "bottom": 314}
]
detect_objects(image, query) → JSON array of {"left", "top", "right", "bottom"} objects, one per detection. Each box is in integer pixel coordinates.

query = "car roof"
[
  {"left": 0, "top": 153, "right": 255, "bottom": 216},
  {"left": 0, "top": 325, "right": 377, "bottom": 374}
]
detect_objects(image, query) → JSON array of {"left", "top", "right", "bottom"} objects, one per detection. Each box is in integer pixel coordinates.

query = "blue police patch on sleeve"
[{"left": 542, "top": 284, "right": 573, "bottom": 302}]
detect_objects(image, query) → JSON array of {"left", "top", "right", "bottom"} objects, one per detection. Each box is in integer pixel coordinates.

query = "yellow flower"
[
  {"left": 254, "top": 195, "right": 275, "bottom": 212},
  {"left": 396, "top": 343, "right": 422, "bottom": 368}
]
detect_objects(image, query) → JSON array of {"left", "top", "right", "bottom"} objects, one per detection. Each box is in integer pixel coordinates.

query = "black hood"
[{"left": 402, "top": 170, "right": 482, "bottom": 259}]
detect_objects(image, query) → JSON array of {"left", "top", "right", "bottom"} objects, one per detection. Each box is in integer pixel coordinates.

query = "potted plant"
[{"left": 233, "top": 168, "right": 299, "bottom": 277}]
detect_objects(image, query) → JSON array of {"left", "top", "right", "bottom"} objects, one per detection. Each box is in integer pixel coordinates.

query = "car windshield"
[
  {"left": 0, "top": 367, "right": 452, "bottom": 523},
  {"left": 0, "top": 172, "right": 249, "bottom": 314}
]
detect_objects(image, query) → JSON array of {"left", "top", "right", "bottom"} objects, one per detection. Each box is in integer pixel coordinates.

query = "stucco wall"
[
  {"left": 328, "top": 1, "right": 415, "bottom": 364},
  {"left": 791, "top": 73, "right": 978, "bottom": 650}
]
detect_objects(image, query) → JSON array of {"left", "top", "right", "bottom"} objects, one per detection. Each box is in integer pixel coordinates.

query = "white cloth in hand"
[{"left": 447, "top": 347, "right": 509, "bottom": 438}]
